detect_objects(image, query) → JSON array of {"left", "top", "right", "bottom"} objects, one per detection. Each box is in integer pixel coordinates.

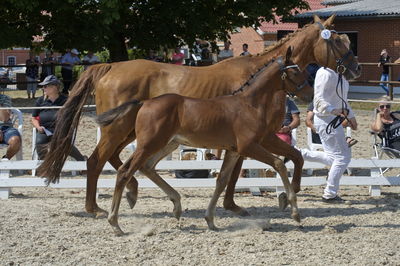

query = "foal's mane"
[{"left": 231, "top": 58, "right": 277, "bottom": 95}]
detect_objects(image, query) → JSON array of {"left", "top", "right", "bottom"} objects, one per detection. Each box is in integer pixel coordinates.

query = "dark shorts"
[{"left": 1, "top": 126, "right": 21, "bottom": 144}]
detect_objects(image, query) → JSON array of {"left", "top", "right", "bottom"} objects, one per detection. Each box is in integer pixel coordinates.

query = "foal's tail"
[
  {"left": 37, "top": 64, "right": 112, "bottom": 184},
  {"left": 96, "top": 100, "right": 143, "bottom": 127}
]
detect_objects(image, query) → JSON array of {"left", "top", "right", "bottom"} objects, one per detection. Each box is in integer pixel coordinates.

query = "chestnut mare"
[
  {"left": 38, "top": 15, "right": 361, "bottom": 219},
  {"left": 96, "top": 47, "right": 313, "bottom": 235}
]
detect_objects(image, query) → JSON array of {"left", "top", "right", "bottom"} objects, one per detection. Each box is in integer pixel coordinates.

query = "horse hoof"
[
  {"left": 291, "top": 212, "right": 301, "bottom": 223},
  {"left": 205, "top": 217, "right": 219, "bottom": 231},
  {"left": 126, "top": 192, "right": 137, "bottom": 209},
  {"left": 173, "top": 203, "right": 182, "bottom": 220},
  {"left": 112, "top": 227, "right": 125, "bottom": 236},
  {"left": 278, "top": 192, "right": 289, "bottom": 211},
  {"left": 95, "top": 209, "right": 108, "bottom": 219}
]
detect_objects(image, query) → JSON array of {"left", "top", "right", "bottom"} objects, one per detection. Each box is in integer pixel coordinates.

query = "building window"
[
  {"left": 7, "top": 56, "right": 16, "bottom": 66},
  {"left": 338, "top": 31, "right": 358, "bottom": 56},
  {"left": 277, "top": 30, "right": 294, "bottom": 40}
]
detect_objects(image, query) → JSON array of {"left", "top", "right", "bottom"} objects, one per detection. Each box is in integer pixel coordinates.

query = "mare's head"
[
  {"left": 278, "top": 47, "right": 313, "bottom": 102},
  {"left": 311, "top": 15, "right": 361, "bottom": 80}
]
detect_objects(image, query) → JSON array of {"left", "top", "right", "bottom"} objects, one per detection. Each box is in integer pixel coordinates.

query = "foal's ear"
[
  {"left": 285, "top": 46, "right": 293, "bottom": 62},
  {"left": 323, "top": 14, "right": 336, "bottom": 27}
]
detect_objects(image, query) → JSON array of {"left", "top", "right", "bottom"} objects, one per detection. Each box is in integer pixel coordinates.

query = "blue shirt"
[{"left": 61, "top": 53, "right": 81, "bottom": 70}]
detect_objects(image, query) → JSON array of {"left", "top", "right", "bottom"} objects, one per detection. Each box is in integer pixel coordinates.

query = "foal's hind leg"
[
  {"left": 239, "top": 143, "right": 300, "bottom": 223},
  {"left": 108, "top": 150, "right": 148, "bottom": 236},
  {"left": 205, "top": 151, "right": 240, "bottom": 230},
  {"left": 139, "top": 141, "right": 182, "bottom": 220}
]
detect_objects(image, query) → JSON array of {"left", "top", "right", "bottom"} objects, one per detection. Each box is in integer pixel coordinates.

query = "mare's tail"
[
  {"left": 96, "top": 100, "right": 143, "bottom": 127},
  {"left": 37, "top": 64, "right": 112, "bottom": 184}
]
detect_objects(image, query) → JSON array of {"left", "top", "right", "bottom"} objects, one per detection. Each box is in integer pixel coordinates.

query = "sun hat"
[
  {"left": 71, "top": 48, "right": 80, "bottom": 55},
  {"left": 38, "top": 75, "right": 61, "bottom": 86}
]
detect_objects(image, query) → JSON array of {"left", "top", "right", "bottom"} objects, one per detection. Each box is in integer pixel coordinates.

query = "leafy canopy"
[{"left": 0, "top": 0, "right": 309, "bottom": 61}]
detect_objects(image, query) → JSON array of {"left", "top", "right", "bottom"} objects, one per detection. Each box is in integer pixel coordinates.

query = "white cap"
[{"left": 71, "top": 48, "right": 79, "bottom": 55}]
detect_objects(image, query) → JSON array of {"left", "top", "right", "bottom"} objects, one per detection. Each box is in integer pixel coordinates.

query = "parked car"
[
  {"left": 0, "top": 67, "right": 10, "bottom": 89},
  {"left": 8, "top": 65, "right": 26, "bottom": 82}
]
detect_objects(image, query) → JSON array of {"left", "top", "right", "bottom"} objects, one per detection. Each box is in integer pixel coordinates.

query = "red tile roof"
[{"left": 258, "top": 0, "right": 326, "bottom": 33}]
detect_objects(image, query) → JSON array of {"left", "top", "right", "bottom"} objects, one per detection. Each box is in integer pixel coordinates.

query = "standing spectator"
[
  {"left": 25, "top": 51, "right": 40, "bottom": 99},
  {"left": 145, "top": 50, "right": 163, "bottom": 62},
  {"left": 0, "top": 94, "right": 21, "bottom": 160},
  {"left": 240, "top": 43, "right": 251, "bottom": 56},
  {"left": 217, "top": 41, "right": 233, "bottom": 62},
  {"left": 378, "top": 49, "right": 391, "bottom": 95},
  {"left": 276, "top": 98, "right": 300, "bottom": 145},
  {"left": 41, "top": 50, "right": 57, "bottom": 81},
  {"left": 61, "top": 48, "right": 81, "bottom": 95},
  {"left": 83, "top": 50, "right": 101, "bottom": 70},
  {"left": 171, "top": 47, "right": 185, "bottom": 65},
  {"left": 32, "top": 75, "right": 86, "bottom": 161}
]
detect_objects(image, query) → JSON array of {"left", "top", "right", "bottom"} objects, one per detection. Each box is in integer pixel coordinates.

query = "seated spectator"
[
  {"left": 171, "top": 47, "right": 185, "bottom": 65},
  {"left": 240, "top": 43, "right": 251, "bottom": 56},
  {"left": 370, "top": 95, "right": 400, "bottom": 150},
  {"left": 83, "top": 50, "right": 101, "bottom": 70},
  {"left": 31, "top": 75, "right": 86, "bottom": 161},
  {"left": 217, "top": 41, "right": 233, "bottom": 62},
  {"left": 306, "top": 101, "right": 358, "bottom": 147},
  {"left": 276, "top": 97, "right": 300, "bottom": 145},
  {"left": 0, "top": 94, "right": 21, "bottom": 160}
]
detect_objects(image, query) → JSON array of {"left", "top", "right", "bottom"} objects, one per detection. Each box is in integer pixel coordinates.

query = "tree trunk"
[{"left": 108, "top": 32, "right": 129, "bottom": 62}]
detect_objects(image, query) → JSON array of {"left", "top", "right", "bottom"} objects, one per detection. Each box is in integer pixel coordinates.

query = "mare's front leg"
[
  {"left": 239, "top": 142, "right": 300, "bottom": 223},
  {"left": 262, "top": 135, "right": 304, "bottom": 194},
  {"left": 221, "top": 155, "right": 251, "bottom": 216},
  {"left": 205, "top": 151, "right": 241, "bottom": 230}
]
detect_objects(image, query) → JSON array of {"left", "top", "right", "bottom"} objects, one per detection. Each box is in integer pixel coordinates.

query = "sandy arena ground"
[{"left": 1, "top": 108, "right": 400, "bottom": 265}]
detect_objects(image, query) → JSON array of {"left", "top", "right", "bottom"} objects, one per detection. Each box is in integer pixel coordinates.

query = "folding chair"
[
  {"left": 0, "top": 108, "right": 23, "bottom": 161},
  {"left": 306, "top": 126, "right": 352, "bottom": 175},
  {"left": 371, "top": 131, "right": 400, "bottom": 176}
]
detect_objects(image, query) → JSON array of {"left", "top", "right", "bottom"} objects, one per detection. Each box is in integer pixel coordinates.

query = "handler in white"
[{"left": 301, "top": 61, "right": 358, "bottom": 202}]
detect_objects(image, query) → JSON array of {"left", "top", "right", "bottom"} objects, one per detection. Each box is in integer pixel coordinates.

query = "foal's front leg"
[
  {"left": 262, "top": 135, "right": 304, "bottom": 194},
  {"left": 239, "top": 142, "right": 300, "bottom": 223}
]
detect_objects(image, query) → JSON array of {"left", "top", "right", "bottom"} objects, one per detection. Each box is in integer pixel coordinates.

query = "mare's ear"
[
  {"left": 285, "top": 46, "right": 293, "bottom": 63},
  {"left": 323, "top": 14, "right": 336, "bottom": 27},
  {"left": 313, "top": 15, "right": 321, "bottom": 23}
]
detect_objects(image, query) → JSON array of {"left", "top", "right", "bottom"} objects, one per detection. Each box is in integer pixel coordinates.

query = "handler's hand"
[
  {"left": 331, "top": 108, "right": 348, "bottom": 116},
  {"left": 348, "top": 117, "right": 358, "bottom": 130}
]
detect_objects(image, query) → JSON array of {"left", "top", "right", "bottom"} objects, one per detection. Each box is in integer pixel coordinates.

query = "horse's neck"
[
  {"left": 241, "top": 66, "right": 281, "bottom": 107},
  {"left": 251, "top": 28, "right": 317, "bottom": 70}
]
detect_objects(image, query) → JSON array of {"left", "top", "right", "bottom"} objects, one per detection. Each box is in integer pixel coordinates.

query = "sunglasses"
[{"left": 379, "top": 104, "right": 391, "bottom": 109}]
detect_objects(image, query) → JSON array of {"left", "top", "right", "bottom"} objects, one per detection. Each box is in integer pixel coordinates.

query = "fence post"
[
  {"left": 0, "top": 167, "right": 11, "bottom": 199},
  {"left": 389, "top": 65, "right": 393, "bottom": 100}
]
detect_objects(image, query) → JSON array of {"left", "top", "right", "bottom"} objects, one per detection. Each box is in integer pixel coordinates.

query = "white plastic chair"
[
  {"left": 0, "top": 108, "right": 23, "bottom": 161},
  {"left": 306, "top": 126, "right": 352, "bottom": 175}
]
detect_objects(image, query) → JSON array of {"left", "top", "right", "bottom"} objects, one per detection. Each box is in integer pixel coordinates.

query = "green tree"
[{"left": 1, "top": 0, "right": 309, "bottom": 62}]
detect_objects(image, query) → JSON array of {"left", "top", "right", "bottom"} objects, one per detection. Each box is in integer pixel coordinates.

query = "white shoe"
[{"left": 1, "top": 158, "right": 9, "bottom": 161}]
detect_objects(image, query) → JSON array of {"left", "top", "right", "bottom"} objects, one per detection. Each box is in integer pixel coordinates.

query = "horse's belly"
[{"left": 174, "top": 134, "right": 236, "bottom": 151}]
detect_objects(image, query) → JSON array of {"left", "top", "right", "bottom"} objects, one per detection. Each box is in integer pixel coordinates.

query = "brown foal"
[
  {"left": 97, "top": 47, "right": 313, "bottom": 235},
  {"left": 38, "top": 15, "right": 361, "bottom": 219}
]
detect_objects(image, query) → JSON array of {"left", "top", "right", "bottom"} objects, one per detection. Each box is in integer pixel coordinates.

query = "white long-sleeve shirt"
[{"left": 313, "top": 67, "right": 355, "bottom": 118}]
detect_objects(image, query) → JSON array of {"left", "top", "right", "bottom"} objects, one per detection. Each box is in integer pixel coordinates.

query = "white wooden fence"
[{"left": 1, "top": 158, "right": 400, "bottom": 199}]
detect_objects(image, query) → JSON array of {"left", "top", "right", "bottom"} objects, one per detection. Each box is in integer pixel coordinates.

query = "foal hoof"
[
  {"left": 205, "top": 216, "right": 219, "bottom": 231},
  {"left": 278, "top": 192, "right": 289, "bottom": 211},
  {"left": 126, "top": 192, "right": 137, "bottom": 209}
]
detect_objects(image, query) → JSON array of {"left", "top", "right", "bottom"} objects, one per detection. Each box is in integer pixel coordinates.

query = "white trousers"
[{"left": 301, "top": 115, "right": 351, "bottom": 199}]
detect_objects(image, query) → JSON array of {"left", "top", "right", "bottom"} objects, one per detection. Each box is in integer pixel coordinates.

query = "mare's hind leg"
[
  {"left": 139, "top": 141, "right": 182, "bottom": 220},
  {"left": 239, "top": 143, "right": 300, "bottom": 223},
  {"left": 222, "top": 155, "right": 251, "bottom": 216},
  {"left": 86, "top": 139, "right": 122, "bottom": 218},
  {"left": 205, "top": 151, "right": 240, "bottom": 230}
]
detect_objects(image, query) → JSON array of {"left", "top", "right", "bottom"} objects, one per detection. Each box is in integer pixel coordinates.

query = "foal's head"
[
  {"left": 278, "top": 47, "right": 314, "bottom": 102},
  {"left": 312, "top": 15, "right": 362, "bottom": 80}
]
